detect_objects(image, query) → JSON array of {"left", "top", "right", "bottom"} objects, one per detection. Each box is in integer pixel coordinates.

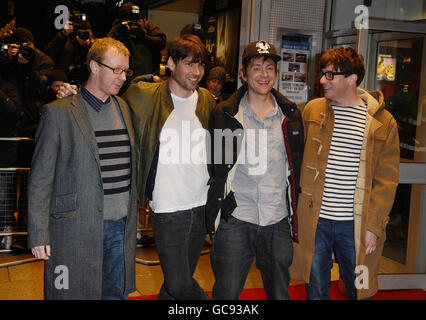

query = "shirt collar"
[
  {"left": 81, "top": 86, "right": 111, "bottom": 112},
  {"left": 242, "top": 92, "right": 280, "bottom": 121}
]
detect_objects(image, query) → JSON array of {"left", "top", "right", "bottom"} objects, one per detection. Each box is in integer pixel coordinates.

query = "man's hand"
[
  {"left": 7, "top": 43, "right": 19, "bottom": 58},
  {"left": 31, "top": 245, "right": 51, "bottom": 260},
  {"left": 61, "top": 21, "right": 74, "bottom": 37},
  {"left": 17, "top": 53, "right": 30, "bottom": 64},
  {"left": 56, "top": 82, "right": 78, "bottom": 99},
  {"left": 76, "top": 35, "right": 90, "bottom": 47},
  {"left": 365, "top": 230, "right": 378, "bottom": 255}
]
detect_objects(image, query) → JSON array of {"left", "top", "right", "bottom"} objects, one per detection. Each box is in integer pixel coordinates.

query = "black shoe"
[{"left": 136, "top": 235, "right": 155, "bottom": 248}]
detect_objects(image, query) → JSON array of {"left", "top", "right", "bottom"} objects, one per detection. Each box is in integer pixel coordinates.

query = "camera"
[
  {"left": 119, "top": 5, "right": 142, "bottom": 36},
  {"left": 125, "top": 5, "right": 141, "bottom": 22},
  {"left": 69, "top": 11, "right": 88, "bottom": 24},
  {"left": 0, "top": 43, "right": 9, "bottom": 57},
  {"left": 69, "top": 12, "right": 91, "bottom": 41},
  {"left": 19, "top": 42, "right": 35, "bottom": 61},
  {"left": 0, "top": 42, "right": 35, "bottom": 61},
  {"left": 76, "top": 29, "right": 90, "bottom": 41}
]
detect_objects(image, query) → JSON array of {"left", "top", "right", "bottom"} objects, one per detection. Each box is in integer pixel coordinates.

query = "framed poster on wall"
[{"left": 279, "top": 33, "right": 312, "bottom": 105}]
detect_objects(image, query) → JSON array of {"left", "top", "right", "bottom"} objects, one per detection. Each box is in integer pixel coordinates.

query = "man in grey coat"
[{"left": 27, "top": 37, "right": 138, "bottom": 300}]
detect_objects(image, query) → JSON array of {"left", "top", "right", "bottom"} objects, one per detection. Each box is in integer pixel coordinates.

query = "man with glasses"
[
  {"left": 27, "top": 37, "right": 138, "bottom": 300},
  {"left": 56, "top": 34, "right": 215, "bottom": 300},
  {"left": 290, "top": 46, "right": 399, "bottom": 300}
]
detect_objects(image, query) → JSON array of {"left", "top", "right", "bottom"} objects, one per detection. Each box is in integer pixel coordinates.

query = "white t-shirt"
[{"left": 150, "top": 90, "right": 210, "bottom": 213}]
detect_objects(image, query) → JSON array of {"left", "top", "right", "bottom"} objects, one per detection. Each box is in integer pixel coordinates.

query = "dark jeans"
[
  {"left": 152, "top": 205, "right": 208, "bottom": 300},
  {"left": 211, "top": 216, "right": 293, "bottom": 300},
  {"left": 102, "top": 217, "right": 128, "bottom": 300},
  {"left": 306, "top": 218, "right": 356, "bottom": 300}
]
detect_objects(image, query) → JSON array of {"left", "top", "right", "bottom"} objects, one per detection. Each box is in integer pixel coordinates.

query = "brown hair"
[
  {"left": 86, "top": 37, "right": 130, "bottom": 72},
  {"left": 320, "top": 46, "right": 365, "bottom": 86},
  {"left": 167, "top": 34, "right": 208, "bottom": 66}
]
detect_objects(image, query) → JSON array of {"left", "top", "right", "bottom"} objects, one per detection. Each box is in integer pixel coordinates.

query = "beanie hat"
[{"left": 207, "top": 66, "right": 226, "bottom": 83}]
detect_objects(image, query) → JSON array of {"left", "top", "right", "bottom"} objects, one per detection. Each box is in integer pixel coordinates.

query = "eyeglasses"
[
  {"left": 95, "top": 60, "right": 134, "bottom": 77},
  {"left": 319, "top": 71, "right": 348, "bottom": 81}
]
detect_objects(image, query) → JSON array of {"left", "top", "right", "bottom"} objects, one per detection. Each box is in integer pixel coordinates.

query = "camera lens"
[
  {"left": 20, "top": 44, "right": 35, "bottom": 61},
  {"left": 77, "top": 30, "right": 90, "bottom": 41}
]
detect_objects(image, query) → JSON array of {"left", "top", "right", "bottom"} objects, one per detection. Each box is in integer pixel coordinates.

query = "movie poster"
[
  {"left": 279, "top": 34, "right": 310, "bottom": 104},
  {"left": 204, "top": 8, "right": 240, "bottom": 81}
]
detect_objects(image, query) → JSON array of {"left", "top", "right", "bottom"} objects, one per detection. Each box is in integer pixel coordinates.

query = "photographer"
[
  {"left": 44, "top": 13, "right": 95, "bottom": 86},
  {"left": 0, "top": 72, "right": 21, "bottom": 138},
  {"left": 108, "top": 2, "right": 166, "bottom": 78},
  {"left": 0, "top": 27, "right": 54, "bottom": 137}
]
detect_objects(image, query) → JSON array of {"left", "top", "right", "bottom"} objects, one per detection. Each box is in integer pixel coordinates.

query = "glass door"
[{"left": 368, "top": 32, "right": 426, "bottom": 274}]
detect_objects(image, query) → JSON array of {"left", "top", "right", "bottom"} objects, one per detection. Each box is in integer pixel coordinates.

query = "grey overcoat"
[{"left": 27, "top": 92, "right": 138, "bottom": 300}]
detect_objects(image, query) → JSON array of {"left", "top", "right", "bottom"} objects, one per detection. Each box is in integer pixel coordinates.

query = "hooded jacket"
[
  {"left": 289, "top": 88, "right": 400, "bottom": 299},
  {"left": 206, "top": 85, "right": 304, "bottom": 239}
]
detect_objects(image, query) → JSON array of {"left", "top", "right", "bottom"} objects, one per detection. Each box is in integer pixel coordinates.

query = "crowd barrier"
[
  {"left": 0, "top": 137, "right": 35, "bottom": 267},
  {"left": 0, "top": 137, "right": 210, "bottom": 268}
]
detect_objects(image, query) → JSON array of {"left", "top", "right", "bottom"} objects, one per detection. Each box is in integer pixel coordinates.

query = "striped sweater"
[
  {"left": 319, "top": 105, "right": 367, "bottom": 221},
  {"left": 83, "top": 88, "right": 131, "bottom": 221}
]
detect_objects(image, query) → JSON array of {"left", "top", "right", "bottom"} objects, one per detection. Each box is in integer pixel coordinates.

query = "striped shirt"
[
  {"left": 319, "top": 105, "right": 367, "bottom": 221},
  {"left": 83, "top": 88, "right": 131, "bottom": 221}
]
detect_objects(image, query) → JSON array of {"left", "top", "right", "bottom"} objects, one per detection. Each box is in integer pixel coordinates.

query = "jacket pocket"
[
  {"left": 298, "top": 191, "right": 313, "bottom": 213},
  {"left": 378, "top": 216, "right": 390, "bottom": 243},
  {"left": 50, "top": 193, "right": 77, "bottom": 219},
  {"left": 297, "top": 191, "right": 314, "bottom": 245}
]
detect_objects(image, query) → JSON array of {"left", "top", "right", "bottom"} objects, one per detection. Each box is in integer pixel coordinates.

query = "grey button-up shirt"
[{"left": 231, "top": 93, "right": 289, "bottom": 226}]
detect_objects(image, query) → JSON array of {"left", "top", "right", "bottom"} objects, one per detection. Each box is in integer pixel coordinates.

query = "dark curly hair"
[{"left": 320, "top": 46, "right": 365, "bottom": 86}]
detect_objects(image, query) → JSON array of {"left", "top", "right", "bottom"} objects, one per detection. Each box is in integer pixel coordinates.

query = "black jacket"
[
  {"left": 206, "top": 85, "right": 304, "bottom": 241},
  {"left": 108, "top": 18, "right": 166, "bottom": 78},
  {"left": 44, "top": 33, "right": 92, "bottom": 86},
  {"left": 0, "top": 79, "right": 21, "bottom": 137},
  {"left": 0, "top": 48, "right": 54, "bottom": 137}
]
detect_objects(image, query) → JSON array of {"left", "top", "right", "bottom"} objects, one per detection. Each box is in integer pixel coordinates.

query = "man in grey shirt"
[
  {"left": 206, "top": 40, "right": 304, "bottom": 299},
  {"left": 232, "top": 93, "right": 289, "bottom": 226}
]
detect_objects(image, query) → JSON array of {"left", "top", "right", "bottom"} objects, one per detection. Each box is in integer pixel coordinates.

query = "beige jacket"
[{"left": 290, "top": 88, "right": 400, "bottom": 299}]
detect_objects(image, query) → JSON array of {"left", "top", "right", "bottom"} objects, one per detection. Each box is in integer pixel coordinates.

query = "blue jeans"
[
  {"left": 306, "top": 218, "right": 356, "bottom": 300},
  {"left": 211, "top": 216, "right": 293, "bottom": 300},
  {"left": 152, "top": 205, "right": 208, "bottom": 300},
  {"left": 102, "top": 217, "right": 128, "bottom": 300}
]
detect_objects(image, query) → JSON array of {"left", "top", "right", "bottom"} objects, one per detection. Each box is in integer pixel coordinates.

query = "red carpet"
[{"left": 131, "top": 280, "right": 426, "bottom": 300}]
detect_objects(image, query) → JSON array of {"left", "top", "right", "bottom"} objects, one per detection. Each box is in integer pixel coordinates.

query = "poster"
[
  {"left": 204, "top": 8, "right": 240, "bottom": 82},
  {"left": 279, "top": 34, "right": 310, "bottom": 104},
  {"left": 376, "top": 54, "right": 396, "bottom": 81}
]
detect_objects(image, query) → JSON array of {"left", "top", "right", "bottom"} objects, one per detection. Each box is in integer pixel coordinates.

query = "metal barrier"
[
  {"left": 0, "top": 138, "right": 212, "bottom": 268},
  {"left": 0, "top": 167, "right": 30, "bottom": 252},
  {"left": 0, "top": 137, "right": 34, "bottom": 267}
]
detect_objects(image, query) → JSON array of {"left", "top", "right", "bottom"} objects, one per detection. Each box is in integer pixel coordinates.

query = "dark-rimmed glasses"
[
  {"left": 319, "top": 71, "right": 348, "bottom": 81},
  {"left": 95, "top": 60, "right": 134, "bottom": 77}
]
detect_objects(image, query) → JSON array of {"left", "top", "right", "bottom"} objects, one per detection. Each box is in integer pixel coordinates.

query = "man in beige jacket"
[{"left": 290, "top": 46, "right": 399, "bottom": 300}]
